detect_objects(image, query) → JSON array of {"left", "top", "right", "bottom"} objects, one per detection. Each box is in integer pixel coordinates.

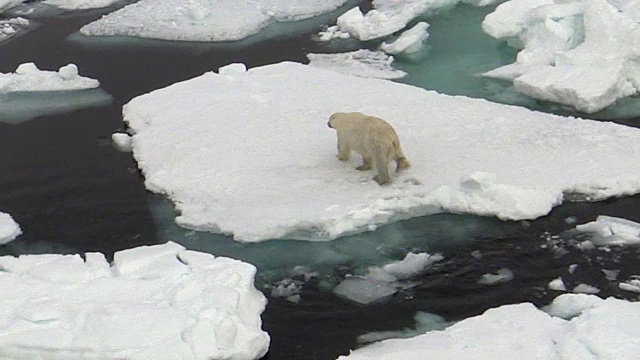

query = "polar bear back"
[{"left": 328, "top": 112, "right": 400, "bottom": 152}]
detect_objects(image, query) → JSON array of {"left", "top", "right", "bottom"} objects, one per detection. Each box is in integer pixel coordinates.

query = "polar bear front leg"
[{"left": 337, "top": 137, "right": 351, "bottom": 161}]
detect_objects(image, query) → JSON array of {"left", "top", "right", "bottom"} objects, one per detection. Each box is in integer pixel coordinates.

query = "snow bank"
[
  {"left": 482, "top": 0, "right": 640, "bottom": 113},
  {"left": 123, "top": 61, "right": 640, "bottom": 242},
  {"left": 43, "top": 0, "right": 121, "bottom": 10},
  {"left": 111, "top": 132, "right": 133, "bottom": 152},
  {"left": 0, "top": 212, "right": 21, "bottom": 244},
  {"left": 0, "top": 62, "right": 99, "bottom": 93},
  {"left": 333, "top": 252, "right": 444, "bottom": 304},
  {"left": 0, "top": 241, "right": 270, "bottom": 360},
  {"left": 307, "top": 50, "right": 406, "bottom": 79},
  {"left": 573, "top": 215, "right": 640, "bottom": 246},
  {"left": 80, "top": 0, "right": 351, "bottom": 42},
  {"left": 337, "top": 294, "right": 640, "bottom": 359}
]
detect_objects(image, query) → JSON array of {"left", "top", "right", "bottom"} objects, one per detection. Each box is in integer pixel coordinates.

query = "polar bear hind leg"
[{"left": 394, "top": 142, "right": 411, "bottom": 171}]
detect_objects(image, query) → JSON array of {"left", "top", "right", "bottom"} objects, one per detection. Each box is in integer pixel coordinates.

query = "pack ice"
[
  {"left": 482, "top": 0, "right": 640, "bottom": 113},
  {"left": 122, "top": 61, "right": 640, "bottom": 242},
  {"left": 0, "top": 242, "right": 270, "bottom": 360}
]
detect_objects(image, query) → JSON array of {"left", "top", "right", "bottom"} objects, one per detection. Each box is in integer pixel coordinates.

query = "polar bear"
[{"left": 328, "top": 112, "right": 410, "bottom": 185}]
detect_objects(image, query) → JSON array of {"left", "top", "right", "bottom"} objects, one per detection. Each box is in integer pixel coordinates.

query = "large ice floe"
[
  {"left": 572, "top": 215, "right": 640, "bottom": 246},
  {"left": 0, "top": 241, "right": 270, "bottom": 360},
  {"left": 0, "top": 212, "right": 21, "bottom": 245},
  {"left": 123, "top": 61, "right": 640, "bottom": 242},
  {"left": 79, "top": 0, "right": 354, "bottom": 42},
  {"left": 42, "top": 0, "right": 121, "bottom": 10},
  {"left": 337, "top": 293, "right": 640, "bottom": 359},
  {"left": 0, "top": 62, "right": 111, "bottom": 124},
  {"left": 482, "top": 0, "right": 640, "bottom": 113}
]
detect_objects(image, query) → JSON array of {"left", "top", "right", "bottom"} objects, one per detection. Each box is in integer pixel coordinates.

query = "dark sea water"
[{"left": 1, "top": 3, "right": 640, "bottom": 360}]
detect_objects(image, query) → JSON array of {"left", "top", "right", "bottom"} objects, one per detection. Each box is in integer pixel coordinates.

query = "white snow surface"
[
  {"left": 482, "top": 0, "right": 640, "bottom": 113},
  {"left": 43, "top": 0, "right": 121, "bottom": 10},
  {"left": 337, "top": 294, "right": 640, "bottom": 359},
  {"left": 123, "top": 61, "right": 640, "bottom": 243},
  {"left": 0, "top": 212, "right": 21, "bottom": 244},
  {"left": 307, "top": 50, "right": 406, "bottom": 79},
  {"left": 0, "top": 241, "right": 270, "bottom": 360},
  {"left": 80, "top": 0, "right": 350, "bottom": 42},
  {"left": 0, "top": 63, "right": 99, "bottom": 93},
  {"left": 574, "top": 215, "right": 640, "bottom": 246}
]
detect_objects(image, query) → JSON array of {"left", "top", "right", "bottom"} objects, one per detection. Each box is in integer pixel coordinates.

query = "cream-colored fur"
[{"left": 328, "top": 112, "right": 410, "bottom": 185}]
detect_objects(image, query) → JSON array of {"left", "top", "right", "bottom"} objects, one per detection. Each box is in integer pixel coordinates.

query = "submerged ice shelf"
[{"left": 123, "top": 61, "right": 640, "bottom": 243}]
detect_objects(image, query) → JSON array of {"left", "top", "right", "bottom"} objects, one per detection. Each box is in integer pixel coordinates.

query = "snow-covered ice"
[
  {"left": 0, "top": 17, "right": 28, "bottom": 42},
  {"left": 573, "top": 215, "right": 640, "bottom": 246},
  {"left": 572, "top": 283, "right": 600, "bottom": 294},
  {"left": 0, "top": 62, "right": 110, "bottom": 124},
  {"left": 0, "top": 0, "right": 26, "bottom": 12},
  {"left": 333, "top": 252, "right": 443, "bottom": 304},
  {"left": 337, "top": 294, "right": 640, "bottom": 359},
  {"left": 122, "top": 61, "right": 640, "bottom": 242},
  {"left": 307, "top": 50, "right": 406, "bottom": 79},
  {"left": 0, "top": 212, "right": 21, "bottom": 244},
  {"left": 619, "top": 276, "right": 640, "bottom": 294},
  {"left": 0, "top": 241, "right": 270, "bottom": 360},
  {"left": 380, "top": 22, "right": 429, "bottom": 55},
  {"left": 43, "top": 0, "right": 122, "bottom": 10},
  {"left": 548, "top": 277, "right": 567, "bottom": 291},
  {"left": 0, "top": 63, "right": 99, "bottom": 93},
  {"left": 80, "top": 0, "right": 352, "bottom": 42},
  {"left": 482, "top": 0, "right": 640, "bottom": 113}
]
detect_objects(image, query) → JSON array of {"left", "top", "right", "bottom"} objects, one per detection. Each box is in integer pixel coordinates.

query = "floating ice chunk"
[
  {"left": 461, "top": 0, "right": 500, "bottom": 5},
  {"left": 619, "top": 276, "right": 640, "bottom": 293},
  {"left": 0, "top": 212, "right": 21, "bottom": 244},
  {"left": 381, "top": 252, "right": 444, "bottom": 280},
  {"left": 338, "top": 294, "right": 640, "bottom": 359},
  {"left": 380, "top": 22, "right": 429, "bottom": 55},
  {"left": 307, "top": 49, "right": 406, "bottom": 79},
  {"left": 43, "top": 0, "right": 121, "bottom": 10},
  {"left": 543, "top": 293, "right": 603, "bottom": 319},
  {"left": 317, "top": 25, "right": 351, "bottom": 41},
  {"left": 358, "top": 311, "right": 455, "bottom": 344},
  {"left": 111, "top": 132, "right": 133, "bottom": 152},
  {"left": 0, "top": 242, "right": 270, "bottom": 360},
  {"left": 0, "top": 17, "right": 28, "bottom": 41},
  {"left": 477, "top": 268, "right": 514, "bottom": 285},
  {"left": 513, "top": 64, "right": 636, "bottom": 113},
  {"left": 333, "top": 276, "right": 399, "bottom": 305},
  {"left": 0, "top": 62, "right": 99, "bottom": 93},
  {"left": 548, "top": 277, "right": 567, "bottom": 291},
  {"left": 336, "top": 0, "right": 457, "bottom": 41},
  {"left": 122, "top": 61, "right": 640, "bottom": 242},
  {"left": 333, "top": 252, "right": 443, "bottom": 304},
  {"left": 80, "top": 0, "right": 351, "bottom": 42},
  {"left": 573, "top": 215, "right": 640, "bottom": 246},
  {"left": 572, "top": 283, "right": 600, "bottom": 294}
]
